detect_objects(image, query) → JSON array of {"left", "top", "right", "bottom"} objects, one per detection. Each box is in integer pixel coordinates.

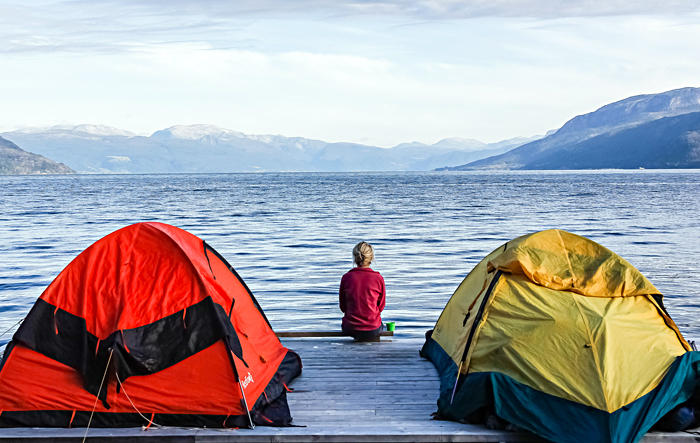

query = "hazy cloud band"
[{"left": 2, "top": 0, "right": 700, "bottom": 54}]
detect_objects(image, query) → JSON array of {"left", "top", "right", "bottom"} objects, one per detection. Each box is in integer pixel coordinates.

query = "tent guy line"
[{"left": 83, "top": 349, "right": 114, "bottom": 443}]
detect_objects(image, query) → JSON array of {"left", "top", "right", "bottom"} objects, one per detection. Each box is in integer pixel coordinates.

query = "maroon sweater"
[{"left": 339, "top": 267, "right": 386, "bottom": 331}]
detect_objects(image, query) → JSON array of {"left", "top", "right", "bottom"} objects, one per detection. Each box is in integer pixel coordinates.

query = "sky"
[{"left": 1, "top": 1, "right": 700, "bottom": 147}]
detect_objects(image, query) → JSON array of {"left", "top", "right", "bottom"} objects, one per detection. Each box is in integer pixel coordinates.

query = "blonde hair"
[{"left": 352, "top": 241, "right": 374, "bottom": 267}]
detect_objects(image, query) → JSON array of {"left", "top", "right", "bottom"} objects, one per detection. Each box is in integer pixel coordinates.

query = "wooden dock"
[{"left": 0, "top": 336, "right": 698, "bottom": 442}]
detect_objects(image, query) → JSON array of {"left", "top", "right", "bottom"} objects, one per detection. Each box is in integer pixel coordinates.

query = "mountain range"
[
  {"left": 4, "top": 87, "right": 700, "bottom": 174},
  {"left": 440, "top": 87, "right": 700, "bottom": 170},
  {"left": 0, "top": 136, "right": 74, "bottom": 175},
  {"left": 0, "top": 125, "right": 538, "bottom": 174}
]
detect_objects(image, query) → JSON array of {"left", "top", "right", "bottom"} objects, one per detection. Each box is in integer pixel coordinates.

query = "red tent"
[{"left": 0, "top": 222, "right": 301, "bottom": 428}]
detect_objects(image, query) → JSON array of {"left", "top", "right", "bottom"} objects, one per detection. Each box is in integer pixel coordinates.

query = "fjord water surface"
[{"left": 1, "top": 171, "right": 699, "bottom": 349}]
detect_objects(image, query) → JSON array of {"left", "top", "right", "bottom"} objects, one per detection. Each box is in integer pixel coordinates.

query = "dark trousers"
[{"left": 342, "top": 323, "right": 384, "bottom": 341}]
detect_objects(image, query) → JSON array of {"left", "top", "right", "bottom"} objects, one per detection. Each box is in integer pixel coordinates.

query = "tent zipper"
[{"left": 450, "top": 270, "right": 502, "bottom": 403}]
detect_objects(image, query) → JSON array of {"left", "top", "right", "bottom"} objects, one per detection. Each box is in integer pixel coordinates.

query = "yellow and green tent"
[{"left": 421, "top": 229, "right": 700, "bottom": 443}]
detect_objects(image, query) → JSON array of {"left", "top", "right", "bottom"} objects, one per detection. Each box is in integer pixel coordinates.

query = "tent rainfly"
[
  {"left": 0, "top": 222, "right": 301, "bottom": 428},
  {"left": 421, "top": 229, "right": 700, "bottom": 443}
]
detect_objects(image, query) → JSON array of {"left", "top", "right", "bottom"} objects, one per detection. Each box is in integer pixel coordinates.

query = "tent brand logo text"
[{"left": 242, "top": 372, "right": 254, "bottom": 388}]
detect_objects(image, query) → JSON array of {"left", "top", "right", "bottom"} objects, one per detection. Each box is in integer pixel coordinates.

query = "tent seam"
[
  {"left": 110, "top": 223, "right": 145, "bottom": 336},
  {"left": 646, "top": 295, "right": 691, "bottom": 352},
  {"left": 555, "top": 229, "right": 576, "bottom": 287},
  {"left": 148, "top": 225, "right": 214, "bottom": 321},
  {"left": 463, "top": 273, "right": 504, "bottom": 373},
  {"left": 570, "top": 292, "right": 610, "bottom": 412}
]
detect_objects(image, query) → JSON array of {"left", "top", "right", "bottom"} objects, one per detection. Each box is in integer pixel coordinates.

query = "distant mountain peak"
[
  {"left": 8, "top": 125, "right": 137, "bottom": 137},
  {"left": 432, "top": 137, "right": 487, "bottom": 151},
  {"left": 0, "top": 136, "right": 75, "bottom": 175},
  {"left": 442, "top": 86, "right": 700, "bottom": 171},
  {"left": 150, "top": 124, "right": 246, "bottom": 140},
  {"left": 435, "top": 137, "right": 484, "bottom": 145},
  {"left": 0, "top": 136, "right": 22, "bottom": 151},
  {"left": 618, "top": 87, "right": 700, "bottom": 113},
  {"left": 558, "top": 87, "right": 700, "bottom": 135},
  {"left": 70, "top": 125, "right": 138, "bottom": 137},
  {"left": 391, "top": 138, "right": 488, "bottom": 152}
]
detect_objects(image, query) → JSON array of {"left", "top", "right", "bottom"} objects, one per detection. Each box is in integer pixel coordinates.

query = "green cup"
[{"left": 386, "top": 322, "right": 395, "bottom": 332}]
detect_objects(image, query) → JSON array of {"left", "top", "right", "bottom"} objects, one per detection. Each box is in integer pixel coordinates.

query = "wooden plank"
[
  {"left": 287, "top": 403, "right": 436, "bottom": 411},
  {"left": 299, "top": 376, "right": 440, "bottom": 382},
  {"left": 288, "top": 392, "right": 437, "bottom": 399},
  {"left": 194, "top": 426, "right": 551, "bottom": 443},
  {"left": 288, "top": 385, "right": 436, "bottom": 392},
  {"left": 288, "top": 388, "right": 439, "bottom": 394},
  {"left": 293, "top": 377, "right": 439, "bottom": 382},
  {"left": 0, "top": 427, "right": 199, "bottom": 442},
  {"left": 296, "top": 368, "right": 436, "bottom": 373},
  {"left": 277, "top": 331, "right": 394, "bottom": 337},
  {"left": 191, "top": 427, "right": 699, "bottom": 443}
]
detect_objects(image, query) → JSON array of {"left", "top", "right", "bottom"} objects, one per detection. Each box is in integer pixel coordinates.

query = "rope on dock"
[
  {"left": 114, "top": 372, "right": 247, "bottom": 432},
  {"left": 115, "top": 372, "right": 163, "bottom": 429},
  {"left": 82, "top": 348, "right": 113, "bottom": 443}
]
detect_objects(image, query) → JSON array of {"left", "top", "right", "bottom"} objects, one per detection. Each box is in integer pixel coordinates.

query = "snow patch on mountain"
[
  {"left": 8, "top": 125, "right": 137, "bottom": 138},
  {"left": 151, "top": 125, "right": 246, "bottom": 140}
]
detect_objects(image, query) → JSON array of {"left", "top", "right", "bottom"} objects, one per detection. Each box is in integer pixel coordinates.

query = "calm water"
[{"left": 1, "top": 171, "right": 700, "bottom": 349}]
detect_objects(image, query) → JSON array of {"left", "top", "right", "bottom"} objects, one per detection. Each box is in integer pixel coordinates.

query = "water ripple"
[{"left": 1, "top": 171, "right": 699, "bottom": 341}]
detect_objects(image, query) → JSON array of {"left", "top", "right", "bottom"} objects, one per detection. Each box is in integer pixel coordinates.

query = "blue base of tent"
[{"left": 421, "top": 337, "right": 700, "bottom": 443}]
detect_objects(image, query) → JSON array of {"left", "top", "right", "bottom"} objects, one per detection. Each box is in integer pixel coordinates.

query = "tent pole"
[
  {"left": 238, "top": 379, "right": 255, "bottom": 429},
  {"left": 227, "top": 346, "right": 255, "bottom": 429},
  {"left": 450, "top": 361, "right": 463, "bottom": 404}
]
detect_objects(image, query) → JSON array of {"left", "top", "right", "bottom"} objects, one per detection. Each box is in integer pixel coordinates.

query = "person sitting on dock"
[{"left": 339, "top": 241, "right": 386, "bottom": 341}]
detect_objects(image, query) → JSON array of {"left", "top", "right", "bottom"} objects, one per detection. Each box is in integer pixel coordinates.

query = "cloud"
[
  {"left": 106, "top": 0, "right": 700, "bottom": 19},
  {"left": 0, "top": 1, "right": 238, "bottom": 54},
  {"left": 2, "top": 0, "right": 700, "bottom": 54}
]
